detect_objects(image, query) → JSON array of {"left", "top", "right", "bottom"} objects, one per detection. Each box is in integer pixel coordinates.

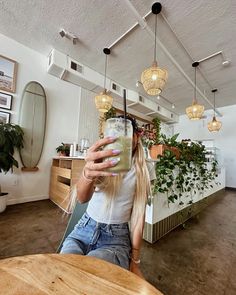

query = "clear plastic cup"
[{"left": 104, "top": 118, "right": 133, "bottom": 172}]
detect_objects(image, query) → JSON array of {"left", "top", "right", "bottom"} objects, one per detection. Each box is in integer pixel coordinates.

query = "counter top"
[{"left": 53, "top": 156, "right": 85, "bottom": 160}]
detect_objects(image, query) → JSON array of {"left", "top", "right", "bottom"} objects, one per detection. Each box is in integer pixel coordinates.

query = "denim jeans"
[{"left": 60, "top": 212, "right": 131, "bottom": 270}]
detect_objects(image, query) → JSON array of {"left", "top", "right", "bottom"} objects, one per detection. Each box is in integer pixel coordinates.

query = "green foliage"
[
  {"left": 0, "top": 123, "right": 24, "bottom": 173},
  {"left": 141, "top": 117, "right": 161, "bottom": 148},
  {"left": 56, "top": 143, "right": 70, "bottom": 155},
  {"left": 159, "top": 133, "right": 180, "bottom": 147},
  {"left": 152, "top": 117, "right": 161, "bottom": 145},
  {"left": 104, "top": 106, "right": 116, "bottom": 121},
  {"left": 153, "top": 139, "right": 219, "bottom": 205}
]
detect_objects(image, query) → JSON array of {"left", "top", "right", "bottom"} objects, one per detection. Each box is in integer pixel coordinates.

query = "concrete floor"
[{"left": 0, "top": 189, "right": 235, "bottom": 295}]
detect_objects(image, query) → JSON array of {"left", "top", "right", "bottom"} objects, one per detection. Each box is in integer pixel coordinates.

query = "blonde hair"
[
  {"left": 130, "top": 139, "right": 151, "bottom": 231},
  {"left": 67, "top": 139, "right": 151, "bottom": 231}
]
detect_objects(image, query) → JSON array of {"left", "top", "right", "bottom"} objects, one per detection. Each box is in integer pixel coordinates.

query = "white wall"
[
  {"left": 77, "top": 88, "right": 99, "bottom": 146},
  {"left": 174, "top": 105, "right": 236, "bottom": 188},
  {"left": 161, "top": 122, "right": 174, "bottom": 138},
  {"left": 0, "top": 33, "right": 82, "bottom": 204}
]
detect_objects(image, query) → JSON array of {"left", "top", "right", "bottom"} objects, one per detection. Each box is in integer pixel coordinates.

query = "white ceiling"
[{"left": 0, "top": 0, "right": 235, "bottom": 115}]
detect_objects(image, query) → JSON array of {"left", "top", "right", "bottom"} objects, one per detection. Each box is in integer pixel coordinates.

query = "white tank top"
[{"left": 87, "top": 161, "right": 156, "bottom": 224}]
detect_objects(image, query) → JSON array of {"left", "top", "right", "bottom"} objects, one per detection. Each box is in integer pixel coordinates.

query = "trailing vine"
[{"left": 153, "top": 138, "right": 219, "bottom": 205}]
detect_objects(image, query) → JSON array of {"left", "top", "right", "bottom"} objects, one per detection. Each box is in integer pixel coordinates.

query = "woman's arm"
[
  {"left": 76, "top": 137, "right": 120, "bottom": 203},
  {"left": 130, "top": 214, "right": 145, "bottom": 278}
]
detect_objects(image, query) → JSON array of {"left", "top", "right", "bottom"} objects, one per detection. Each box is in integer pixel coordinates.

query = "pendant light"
[
  {"left": 95, "top": 48, "right": 113, "bottom": 113},
  {"left": 207, "top": 89, "right": 222, "bottom": 132},
  {"left": 141, "top": 2, "right": 168, "bottom": 96},
  {"left": 186, "top": 62, "right": 204, "bottom": 120}
]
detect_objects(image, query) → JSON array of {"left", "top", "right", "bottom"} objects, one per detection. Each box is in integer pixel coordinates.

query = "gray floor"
[{"left": 0, "top": 190, "right": 235, "bottom": 295}]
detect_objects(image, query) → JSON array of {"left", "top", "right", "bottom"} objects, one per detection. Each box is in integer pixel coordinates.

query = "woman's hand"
[
  {"left": 130, "top": 261, "right": 145, "bottom": 279},
  {"left": 83, "top": 137, "right": 120, "bottom": 181}
]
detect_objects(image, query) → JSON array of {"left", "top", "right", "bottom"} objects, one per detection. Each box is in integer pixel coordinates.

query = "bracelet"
[
  {"left": 132, "top": 248, "right": 140, "bottom": 251},
  {"left": 82, "top": 169, "right": 94, "bottom": 183},
  {"left": 131, "top": 257, "right": 141, "bottom": 264}
]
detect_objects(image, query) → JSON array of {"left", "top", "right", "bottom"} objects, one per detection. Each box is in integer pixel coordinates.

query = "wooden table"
[{"left": 0, "top": 254, "right": 163, "bottom": 295}]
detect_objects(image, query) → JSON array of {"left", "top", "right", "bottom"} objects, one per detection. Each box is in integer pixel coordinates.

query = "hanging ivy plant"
[{"left": 153, "top": 137, "right": 219, "bottom": 205}]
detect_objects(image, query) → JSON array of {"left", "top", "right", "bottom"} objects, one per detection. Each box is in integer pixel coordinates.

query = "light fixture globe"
[
  {"left": 141, "top": 61, "right": 168, "bottom": 96},
  {"left": 208, "top": 89, "right": 222, "bottom": 132},
  {"left": 207, "top": 116, "right": 222, "bottom": 132},
  {"left": 95, "top": 47, "right": 113, "bottom": 113},
  {"left": 141, "top": 2, "right": 168, "bottom": 96},
  {"left": 186, "top": 101, "right": 205, "bottom": 120},
  {"left": 95, "top": 90, "right": 113, "bottom": 113},
  {"left": 186, "top": 61, "right": 205, "bottom": 120}
]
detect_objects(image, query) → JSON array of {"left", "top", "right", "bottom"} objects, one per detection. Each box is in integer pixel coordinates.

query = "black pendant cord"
[
  {"left": 194, "top": 67, "right": 196, "bottom": 102},
  {"left": 213, "top": 92, "right": 216, "bottom": 117},
  {"left": 154, "top": 14, "right": 157, "bottom": 62},
  {"left": 211, "top": 89, "right": 217, "bottom": 118},
  {"left": 104, "top": 54, "right": 108, "bottom": 91},
  {"left": 192, "top": 62, "right": 199, "bottom": 103}
]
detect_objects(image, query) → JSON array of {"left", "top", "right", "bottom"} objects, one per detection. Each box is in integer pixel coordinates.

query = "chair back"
[{"left": 57, "top": 202, "right": 88, "bottom": 252}]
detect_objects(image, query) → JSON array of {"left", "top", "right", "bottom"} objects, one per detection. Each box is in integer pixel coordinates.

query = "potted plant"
[
  {"left": 0, "top": 123, "right": 24, "bottom": 212},
  {"left": 149, "top": 117, "right": 161, "bottom": 159},
  {"left": 157, "top": 133, "right": 180, "bottom": 159},
  {"left": 148, "top": 114, "right": 180, "bottom": 159},
  {"left": 56, "top": 143, "right": 70, "bottom": 156}
]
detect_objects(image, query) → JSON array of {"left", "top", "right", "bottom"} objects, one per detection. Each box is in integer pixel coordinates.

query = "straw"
[{"left": 123, "top": 89, "right": 127, "bottom": 135}]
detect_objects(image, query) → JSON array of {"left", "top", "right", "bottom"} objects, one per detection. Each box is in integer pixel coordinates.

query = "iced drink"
[{"left": 104, "top": 118, "right": 133, "bottom": 172}]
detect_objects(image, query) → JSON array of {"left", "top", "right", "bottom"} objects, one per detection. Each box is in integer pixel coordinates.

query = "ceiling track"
[
  {"left": 107, "top": 0, "right": 222, "bottom": 117},
  {"left": 108, "top": 10, "right": 151, "bottom": 49}
]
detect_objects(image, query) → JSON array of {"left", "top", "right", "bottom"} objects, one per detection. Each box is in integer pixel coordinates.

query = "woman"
[{"left": 61, "top": 117, "right": 156, "bottom": 278}]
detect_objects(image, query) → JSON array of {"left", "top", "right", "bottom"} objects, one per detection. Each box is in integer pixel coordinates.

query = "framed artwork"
[
  {"left": 0, "top": 55, "right": 17, "bottom": 93},
  {"left": 0, "top": 111, "right": 11, "bottom": 124},
  {"left": 0, "top": 92, "right": 13, "bottom": 110}
]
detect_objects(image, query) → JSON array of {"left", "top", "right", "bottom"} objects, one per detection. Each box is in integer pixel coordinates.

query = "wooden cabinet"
[{"left": 49, "top": 157, "right": 85, "bottom": 212}]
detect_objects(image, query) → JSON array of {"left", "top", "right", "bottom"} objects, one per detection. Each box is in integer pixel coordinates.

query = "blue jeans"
[{"left": 60, "top": 212, "right": 131, "bottom": 270}]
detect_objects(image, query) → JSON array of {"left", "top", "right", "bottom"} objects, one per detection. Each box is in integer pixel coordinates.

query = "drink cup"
[{"left": 104, "top": 118, "right": 133, "bottom": 172}]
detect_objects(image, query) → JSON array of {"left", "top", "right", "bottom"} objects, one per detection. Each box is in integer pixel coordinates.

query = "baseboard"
[
  {"left": 226, "top": 187, "right": 236, "bottom": 191},
  {"left": 7, "top": 195, "right": 49, "bottom": 206}
]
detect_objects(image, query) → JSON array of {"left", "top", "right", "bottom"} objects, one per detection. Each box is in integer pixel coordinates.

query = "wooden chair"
[{"left": 57, "top": 202, "right": 88, "bottom": 253}]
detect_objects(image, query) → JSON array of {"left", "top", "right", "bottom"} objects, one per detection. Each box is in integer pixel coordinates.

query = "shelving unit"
[{"left": 49, "top": 157, "right": 85, "bottom": 212}]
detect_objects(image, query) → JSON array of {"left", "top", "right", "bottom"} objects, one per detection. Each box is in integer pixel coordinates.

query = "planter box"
[{"left": 149, "top": 144, "right": 180, "bottom": 160}]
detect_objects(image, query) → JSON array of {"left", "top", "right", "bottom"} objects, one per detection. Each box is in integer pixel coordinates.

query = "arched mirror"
[{"left": 19, "top": 81, "right": 47, "bottom": 171}]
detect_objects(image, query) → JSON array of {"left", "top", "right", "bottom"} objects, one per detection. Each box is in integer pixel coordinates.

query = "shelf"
[{"left": 58, "top": 175, "right": 71, "bottom": 186}]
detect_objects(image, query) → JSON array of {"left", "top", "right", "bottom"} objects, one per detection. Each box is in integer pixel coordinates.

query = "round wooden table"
[{"left": 0, "top": 254, "right": 163, "bottom": 294}]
